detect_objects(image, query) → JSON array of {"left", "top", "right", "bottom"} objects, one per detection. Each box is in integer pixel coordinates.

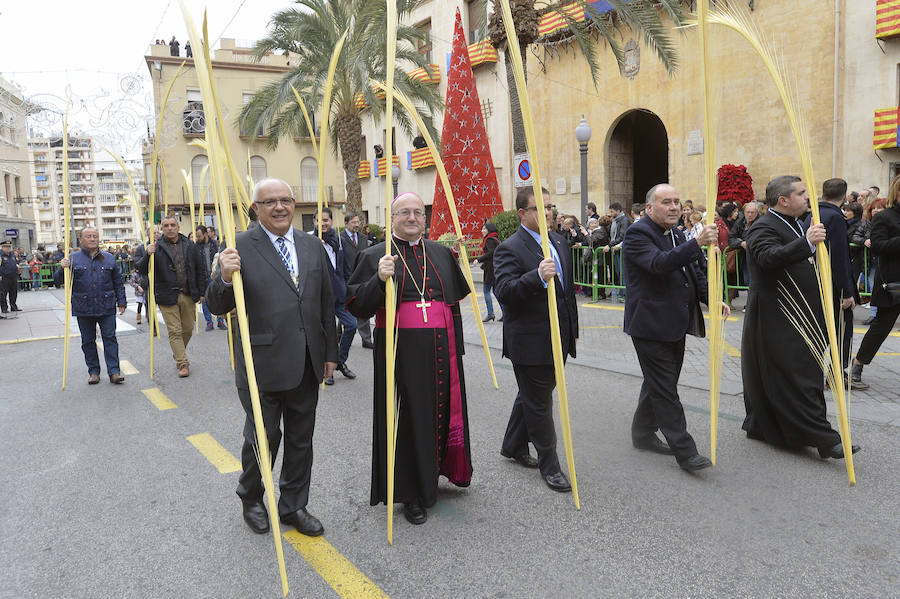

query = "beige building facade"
[
  {"left": 144, "top": 39, "right": 345, "bottom": 235},
  {"left": 0, "top": 75, "right": 37, "bottom": 251},
  {"left": 358, "top": 0, "right": 513, "bottom": 227},
  {"left": 840, "top": 0, "right": 900, "bottom": 194},
  {"left": 526, "top": 1, "right": 841, "bottom": 217}
]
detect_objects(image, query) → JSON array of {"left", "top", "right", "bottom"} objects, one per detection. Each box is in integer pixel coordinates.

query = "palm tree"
[
  {"left": 239, "top": 0, "right": 443, "bottom": 213},
  {"left": 487, "top": 0, "right": 685, "bottom": 154}
]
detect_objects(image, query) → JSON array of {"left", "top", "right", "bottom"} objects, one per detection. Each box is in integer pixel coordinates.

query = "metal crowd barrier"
[
  {"left": 17, "top": 260, "right": 135, "bottom": 290},
  {"left": 569, "top": 243, "right": 873, "bottom": 303}
]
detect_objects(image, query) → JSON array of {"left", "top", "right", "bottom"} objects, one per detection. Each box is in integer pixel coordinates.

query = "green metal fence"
[
  {"left": 17, "top": 260, "right": 135, "bottom": 290},
  {"left": 571, "top": 244, "right": 874, "bottom": 303}
]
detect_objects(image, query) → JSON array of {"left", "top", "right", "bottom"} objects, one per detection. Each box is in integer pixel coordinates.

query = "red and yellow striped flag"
[
  {"left": 409, "top": 147, "right": 435, "bottom": 169},
  {"left": 538, "top": 3, "right": 586, "bottom": 37},
  {"left": 877, "top": 0, "right": 900, "bottom": 40},
  {"left": 874, "top": 107, "right": 900, "bottom": 150}
]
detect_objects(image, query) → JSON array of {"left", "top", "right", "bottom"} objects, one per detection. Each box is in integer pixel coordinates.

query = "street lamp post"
[
  {"left": 391, "top": 163, "right": 400, "bottom": 199},
  {"left": 575, "top": 116, "right": 592, "bottom": 221}
]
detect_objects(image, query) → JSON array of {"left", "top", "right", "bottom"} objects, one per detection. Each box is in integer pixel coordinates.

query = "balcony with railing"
[{"left": 183, "top": 102, "right": 206, "bottom": 136}]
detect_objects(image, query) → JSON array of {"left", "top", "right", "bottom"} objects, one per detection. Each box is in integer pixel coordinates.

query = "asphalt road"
[{"left": 1, "top": 318, "right": 898, "bottom": 598}]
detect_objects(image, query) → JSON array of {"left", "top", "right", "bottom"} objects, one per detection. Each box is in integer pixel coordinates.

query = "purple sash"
[{"left": 376, "top": 302, "right": 472, "bottom": 484}]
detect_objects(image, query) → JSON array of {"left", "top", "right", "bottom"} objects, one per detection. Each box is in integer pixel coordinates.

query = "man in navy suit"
[
  {"left": 494, "top": 186, "right": 578, "bottom": 493},
  {"left": 623, "top": 184, "right": 727, "bottom": 471},
  {"left": 805, "top": 177, "right": 867, "bottom": 390}
]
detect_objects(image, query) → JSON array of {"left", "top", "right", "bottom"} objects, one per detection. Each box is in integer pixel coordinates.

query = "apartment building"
[{"left": 0, "top": 75, "right": 36, "bottom": 251}]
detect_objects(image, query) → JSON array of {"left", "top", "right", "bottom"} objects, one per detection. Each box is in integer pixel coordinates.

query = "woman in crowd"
[
  {"left": 476, "top": 221, "right": 502, "bottom": 322},
  {"left": 850, "top": 197, "right": 887, "bottom": 324},
  {"left": 851, "top": 184, "right": 900, "bottom": 387}
]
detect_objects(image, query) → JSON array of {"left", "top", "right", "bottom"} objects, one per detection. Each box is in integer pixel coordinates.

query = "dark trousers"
[
  {"left": 0, "top": 276, "right": 18, "bottom": 311},
  {"left": 631, "top": 336, "right": 698, "bottom": 461},
  {"left": 502, "top": 362, "right": 561, "bottom": 476},
  {"left": 77, "top": 314, "right": 120, "bottom": 375},
  {"left": 335, "top": 303, "right": 357, "bottom": 364},
  {"left": 356, "top": 317, "right": 372, "bottom": 343},
  {"left": 838, "top": 305, "right": 853, "bottom": 370},
  {"left": 236, "top": 352, "right": 319, "bottom": 516},
  {"left": 856, "top": 303, "right": 900, "bottom": 364}
]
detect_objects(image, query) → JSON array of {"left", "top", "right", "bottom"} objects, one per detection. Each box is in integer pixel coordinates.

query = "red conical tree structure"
[{"left": 429, "top": 9, "right": 503, "bottom": 240}]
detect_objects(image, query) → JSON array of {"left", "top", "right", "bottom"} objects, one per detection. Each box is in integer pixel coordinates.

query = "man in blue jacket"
[
  {"left": 54, "top": 228, "right": 127, "bottom": 385},
  {"left": 623, "top": 184, "right": 726, "bottom": 471}
]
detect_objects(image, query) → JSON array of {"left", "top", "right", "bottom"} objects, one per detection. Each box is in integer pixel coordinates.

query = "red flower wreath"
[{"left": 716, "top": 164, "right": 754, "bottom": 206}]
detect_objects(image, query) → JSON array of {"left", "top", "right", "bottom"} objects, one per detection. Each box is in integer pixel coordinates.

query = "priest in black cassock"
[
  {"left": 741, "top": 175, "right": 860, "bottom": 460},
  {"left": 346, "top": 192, "right": 473, "bottom": 526}
]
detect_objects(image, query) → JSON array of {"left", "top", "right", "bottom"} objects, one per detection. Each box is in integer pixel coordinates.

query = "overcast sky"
[{"left": 0, "top": 0, "right": 295, "bottom": 160}]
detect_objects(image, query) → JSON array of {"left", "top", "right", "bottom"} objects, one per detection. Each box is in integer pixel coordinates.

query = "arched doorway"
[{"left": 606, "top": 109, "right": 668, "bottom": 211}]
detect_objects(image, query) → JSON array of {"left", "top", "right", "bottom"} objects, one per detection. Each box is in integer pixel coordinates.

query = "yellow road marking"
[
  {"left": 583, "top": 303, "right": 624, "bottom": 312},
  {"left": 876, "top": 352, "right": 900, "bottom": 356},
  {"left": 723, "top": 341, "right": 741, "bottom": 357},
  {"left": 284, "top": 532, "right": 389, "bottom": 599},
  {"left": 141, "top": 388, "right": 177, "bottom": 411},
  {"left": 120, "top": 360, "right": 139, "bottom": 375},
  {"left": 0, "top": 334, "right": 67, "bottom": 345},
  {"left": 854, "top": 327, "right": 900, "bottom": 338},
  {"left": 186, "top": 433, "right": 241, "bottom": 474},
  {"left": 583, "top": 302, "right": 739, "bottom": 322}
]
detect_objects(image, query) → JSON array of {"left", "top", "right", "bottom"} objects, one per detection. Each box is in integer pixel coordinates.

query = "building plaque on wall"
[
  {"left": 555, "top": 178, "right": 567, "bottom": 195},
  {"left": 623, "top": 39, "right": 640, "bottom": 79},
  {"left": 687, "top": 129, "right": 704, "bottom": 156},
  {"left": 570, "top": 176, "right": 580, "bottom": 194}
]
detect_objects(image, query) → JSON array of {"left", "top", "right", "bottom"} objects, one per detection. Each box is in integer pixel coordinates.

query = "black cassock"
[
  {"left": 741, "top": 211, "right": 841, "bottom": 449},
  {"left": 347, "top": 237, "right": 473, "bottom": 507}
]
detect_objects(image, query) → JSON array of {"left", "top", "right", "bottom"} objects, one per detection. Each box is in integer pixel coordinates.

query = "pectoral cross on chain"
[{"left": 416, "top": 295, "right": 431, "bottom": 323}]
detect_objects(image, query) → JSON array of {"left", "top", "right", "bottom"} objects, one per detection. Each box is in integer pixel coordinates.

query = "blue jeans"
[
  {"left": 336, "top": 303, "right": 357, "bottom": 364},
  {"left": 32, "top": 272, "right": 42, "bottom": 289},
  {"left": 201, "top": 278, "right": 224, "bottom": 326},
  {"left": 483, "top": 282, "right": 501, "bottom": 316},
  {"left": 77, "top": 314, "right": 120, "bottom": 375}
]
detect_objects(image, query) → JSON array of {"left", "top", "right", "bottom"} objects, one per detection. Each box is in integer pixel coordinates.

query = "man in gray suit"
[
  {"left": 340, "top": 212, "right": 374, "bottom": 348},
  {"left": 206, "top": 178, "right": 337, "bottom": 537}
]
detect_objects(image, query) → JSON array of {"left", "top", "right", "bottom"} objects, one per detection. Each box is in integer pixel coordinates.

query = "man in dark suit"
[
  {"left": 494, "top": 186, "right": 578, "bottom": 493},
  {"left": 806, "top": 178, "right": 867, "bottom": 390},
  {"left": 206, "top": 178, "right": 337, "bottom": 537},
  {"left": 340, "top": 212, "right": 374, "bottom": 348},
  {"left": 622, "top": 183, "right": 726, "bottom": 471}
]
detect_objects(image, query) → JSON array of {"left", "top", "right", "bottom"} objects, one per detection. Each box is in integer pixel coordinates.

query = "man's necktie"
[
  {"left": 352, "top": 232, "right": 357, "bottom": 245},
  {"left": 276, "top": 236, "right": 294, "bottom": 275}
]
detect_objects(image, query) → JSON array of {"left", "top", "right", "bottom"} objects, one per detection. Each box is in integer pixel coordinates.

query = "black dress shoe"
[
  {"left": 500, "top": 449, "right": 538, "bottom": 468},
  {"left": 242, "top": 501, "right": 270, "bottom": 534},
  {"left": 678, "top": 454, "right": 713, "bottom": 471},
  {"left": 403, "top": 502, "right": 427, "bottom": 525},
  {"left": 362, "top": 340, "right": 375, "bottom": 349},
  {"left": 633, "top": 435, "right": 674, "bottom": 455},
  {"left": 323, "top": 376, "right": 334, "bottom": 386},
  {"left": 11, "top": 306, "right": 21, "bottom": 311},
  {"left": 280, "top": 508, "right": 324, "bottom": 536},
  {"left": 337, "top": 363, "right": 356, "bottom": 379},
  {"left": 482, "top": 314, "right": 495, "bottom": 322},
  {"left": 817, "top": 443, "right": 861, "bottom": 459},
  {"left": 544, "top": 471, "right": 571, "bottom": 493}
]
